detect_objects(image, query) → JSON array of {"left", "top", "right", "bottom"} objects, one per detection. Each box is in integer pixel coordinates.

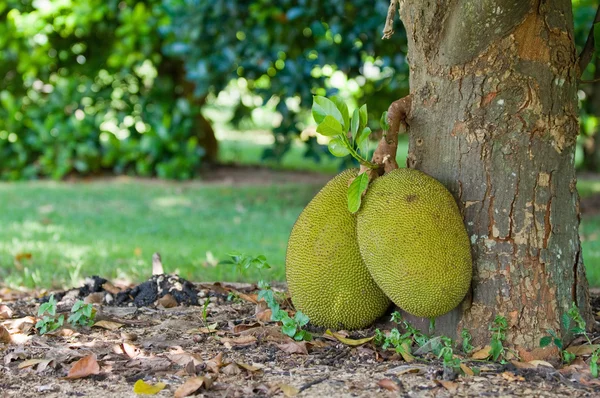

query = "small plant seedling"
[
  {"left": 35, "top": 295, "right": 64, "bottom": 335},
  {"left": 539, "top": 328, "right": 576, "bottom": 364},
  {"left": 202, "top": 297, "right": 210, "bottom": 323},
  {"left": 461, "top": 329, "right": 474, "bottom": 354},
  {"left": 67, "top": 300, "right": 95, "bottom": 327},
  {"left": 223, "top": 252, "right": 312, "bottom": 341},
  {"left": 489, "top": 315, "right": 508, "bottom": 362},
  {"left": 566, "top": 302, "right": 592, "bottom": 344},
  {"left": 591, "top": 348, "right": 600, "bottom": 378},
  {"left": 226, "top": 291, "right": 242, "bottom": 303},
  {"left": 438, "top": 336, "right": 461, "bottom": 372}
]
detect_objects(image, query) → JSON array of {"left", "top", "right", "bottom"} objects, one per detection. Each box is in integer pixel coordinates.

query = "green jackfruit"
[
  {"left": 286, "top": 169, "right": 390, "bottom": 329},
  {"left": 357, "top": 168, "right": 472, "bottom": 319}
]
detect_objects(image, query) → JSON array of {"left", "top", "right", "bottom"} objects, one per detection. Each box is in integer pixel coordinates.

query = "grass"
[
  {"left": 0, "top": 179, "right": 322, "bottom": 289},
  {"left": 1, "top": 136, "right": 599, "bottom": 289}
]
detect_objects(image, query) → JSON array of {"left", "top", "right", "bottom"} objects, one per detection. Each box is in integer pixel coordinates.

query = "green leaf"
[
  {"left": 554, "top": 338, "right": 563, "bottom": 350},
  {"left": 294, "top": 311, "right": 309, "bottom": 327},
  {"left": 312, "top": 96, "right": 344, "bottom": 126},
  {"left": 380, "top": 111, "right": 389, "bottom": 131},
  {"left": 282, "top": 323, "right": 297, "bottom": 338},
  {"left": 347, "top": 172, "right": 370, "bottom": 213},
  {"left": 351, "top": 108, "right": 360, "bottom": 142},
  {"left": 591, "top": 360, "right": 599, "bottom": 378},
  {"left": 359, "top": 104, "right": 368, "bottom": 130},
  {"left": 317, "top": 115, "right": 344, "bottom": 137},
  {"left": 355, "top": 127, "right": 372, "bottom": 147},
  {"left": 539, "top": 336, "right": 552, "bottom": 347},
  {"left": 330, "top": 96, "right": 349, "bottom": 131},
  {"left": 561, "top": 313, "right": 570, "bottom": 331},
  {"left": 490, "top": 339, "right": 503, "bottom": 361},
  {"left": 328, "top": 137, "right": 350, "bottom": 157}
]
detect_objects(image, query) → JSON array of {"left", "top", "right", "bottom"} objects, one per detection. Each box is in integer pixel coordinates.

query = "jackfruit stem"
[{"left": 359, "top": 95, "right": 412, "bottom": 178}]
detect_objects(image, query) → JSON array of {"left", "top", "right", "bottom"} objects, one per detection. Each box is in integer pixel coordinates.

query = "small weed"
[
  {"left": 489, "top": 315, "right": 508, "bottom": 362},
  {"left": 35, "top": 295, "right": 64, "bottom": 335},
  {"left": 461, "top": 329, "right": 474, "bottom": 354},
  {"left": 223, "top": 252, "right": 311, "bottom": 341},
  {"left": 67, "top": 300, "right": 95, "bottom": 327},
  {"left": 566, "top": 302, "right": 592, "bottom": 344},
  {"left": 591, "top": 348, "right": 600, "bottom": 378}
]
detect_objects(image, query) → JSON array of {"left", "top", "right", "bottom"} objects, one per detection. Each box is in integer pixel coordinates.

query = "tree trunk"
[{"left": 396, "top": 0, "right": 592, "bottom": 349}]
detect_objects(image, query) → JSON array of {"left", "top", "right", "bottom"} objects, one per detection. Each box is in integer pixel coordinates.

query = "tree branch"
[
  {"left": 382, "top": 0, "right": 399, "bottom": 39},
  {"left": 577, "top": 4, "right": 600, "bottom": 76},
  {"left": 359, "top": 95, "right": 412, "bottom": 178}
]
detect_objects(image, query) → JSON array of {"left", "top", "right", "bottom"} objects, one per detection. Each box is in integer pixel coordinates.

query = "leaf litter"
[{"left": 0, "top": 275, "right": 600, "bottom": 397}]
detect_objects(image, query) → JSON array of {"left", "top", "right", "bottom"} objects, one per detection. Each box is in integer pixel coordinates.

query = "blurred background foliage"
[
  {"left": 0, "top": 0, "right": 408, "bottom": 180},
  {"left": 0, "top": 0, "right": 597, "bottom": 181}
]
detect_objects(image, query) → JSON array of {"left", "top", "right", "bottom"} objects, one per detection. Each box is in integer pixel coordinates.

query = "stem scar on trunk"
[{"left": 359, "top": 95, "right": 412, "bottom": 180}]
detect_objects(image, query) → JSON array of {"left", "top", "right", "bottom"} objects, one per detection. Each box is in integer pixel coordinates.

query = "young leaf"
[
  {"left": 380, "top": 111, "right": 389, "bottom": 131},
  {"left": 330, "top": 96, "right": 349, "bottom": 131},
  {"left": 539, "top": 336, "right": 552, "bottom": 348},
  {"left": 328, "top": 137, "right": 350, "bottom": 157},
  {"left": 351, "top": 108, "right": 360, "bottom": 142},
  {"left": 359, "top": 104, "right": 368, "bottom": 130},
  {"left": 312, "top": 96, "right": 344, "bottom": 126},
  {"left": 316, "top": 115, "right": 344, "bottom": 137},
  {"left": 560, "top": 313, "right": 570, "bottom": 331},
  {"left": 294, "top": 311, "right": 309, "bottom": 327},
  {"left": 355, "top": 126, "right": 372, "bottom": 147},
  {"left": 347, "top": 172, "right": 370, "bottom": 213}
]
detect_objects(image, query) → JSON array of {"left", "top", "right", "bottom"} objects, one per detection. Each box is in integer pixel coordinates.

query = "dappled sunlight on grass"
[{"left": 0, "top": 180, "right": 320, "bottom": 289}]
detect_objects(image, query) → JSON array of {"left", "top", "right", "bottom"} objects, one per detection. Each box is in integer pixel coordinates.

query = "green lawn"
[
  {"left": 0, "top": 180, "right": 323, "bottom": 288},
  {"left": 1, "top": 137, "right": 599, "bottom": 289}
]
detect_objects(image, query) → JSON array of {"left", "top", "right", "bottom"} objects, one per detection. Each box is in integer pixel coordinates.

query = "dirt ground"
[{"left": 2, "top": 276, "right": 600, "bottom": 398}]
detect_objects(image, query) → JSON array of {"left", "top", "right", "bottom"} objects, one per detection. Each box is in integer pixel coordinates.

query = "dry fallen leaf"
[
  {"left": 102, "top": 281, "right": 121, "bottom": 295},
  {"left": 84, "top": 292, "right": 104, "bottom": 304},
  {"left": 378, "top": 378, "right": 400, "bottom": 391},
  {"left": 157, "top": 294, "right": 178, "bottom": 308},
  {"left": 566, "top": 344, "right": 600, "bottom": 356},
  {"left": 233, "top": 322, "right": 262, "bottom": 334},
  {"left": 18, "top": 358, "right": 53, "bottom": 371},
  {"left": 122, "top": 343, "right": 141, "bottom": 359},
  {"left": 324, "top": 329, "right": 374, "bottom": 346},
  {"left": 510, "top": 360, "right": 554, "bottom": 369},
  {"left": 0, "top": 325, "right": 10, "bottom": 344},
  {"left": 437, "top": 380, "right": 458, "bottom": 393},
  {"left": 205, "top": 352, "right": 224, "bottom": 374},
  {"left": 65, "top": 354, "right": 100, "bottom": 380},
  {"left": 168, "top": 352, "right": 203, "bottom": 367},
  {"left": 222, "top": 363, "right": 242, "bottom": 375},
  {"left": 471, "top": 345, "right": 492, "bottom": 360},
  {"left": 0, "top": 304, "right": 13, "bottom": 319},
  {"left": 221, "top": 335, "right": 257, "bottom": 348},
  {"left": 93, "top": 320, "right": 124, "bottom": 331},
  {"left": 279, "top": 383, "right": 300, "bottom": 397},
  {"left": 277, "top": 341, "right": 309, "bottom": 355},
  {"left": 501, "top": 371, "right": 525, "bottom": 382},
  {"left": 237, "top": 292, "right": 258, "bottom": 303},
  {"left": 174, "top": 376, "right": 213, "bottom": 398},
  {"left": 460, "top": 363, "right": 475, "bottom": 376},
  {"left": 237, "top": 362, "right": 262, "bottom": 373},
  {"left": 133, "top": 379, "right": 166, "bottom": 395}
]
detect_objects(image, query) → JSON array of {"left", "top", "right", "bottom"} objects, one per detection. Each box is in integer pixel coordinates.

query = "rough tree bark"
[{"left": 390, "top": 0, "right": 593, "bottom": 349}]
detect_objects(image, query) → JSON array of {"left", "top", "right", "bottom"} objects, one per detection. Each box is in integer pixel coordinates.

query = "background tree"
[{"left": 384, "top": 0, "right": 596, "bottom": 349}]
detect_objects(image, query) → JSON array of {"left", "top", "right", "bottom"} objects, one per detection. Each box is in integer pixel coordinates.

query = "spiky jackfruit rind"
[
  {"left": 357, "top": 168, "right": 472, "bottom": 319},
  {"left": 286, "top": 169, "right": 391, "bottom": 329}
]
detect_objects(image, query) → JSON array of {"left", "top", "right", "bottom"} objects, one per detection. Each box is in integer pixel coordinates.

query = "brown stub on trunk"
[{"left": 359, "top": 95, "right": 412, "bottom": 177}]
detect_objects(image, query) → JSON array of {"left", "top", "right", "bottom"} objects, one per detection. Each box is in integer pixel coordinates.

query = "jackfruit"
[
  {"left": 356, "top": 168, "right": 472, "bottom": 319},
  {"left": 286, "top": 169, "right": 391, "bottom": 329}
]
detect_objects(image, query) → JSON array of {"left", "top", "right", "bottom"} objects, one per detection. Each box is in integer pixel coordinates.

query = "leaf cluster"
[{"left": 36, "top": 296, "right": 96, "bottom": 335}]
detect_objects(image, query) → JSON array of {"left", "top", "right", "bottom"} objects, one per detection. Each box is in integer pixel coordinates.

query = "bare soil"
[{"left": 2, "top": 276, "right": 600, "bottom": 398}]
